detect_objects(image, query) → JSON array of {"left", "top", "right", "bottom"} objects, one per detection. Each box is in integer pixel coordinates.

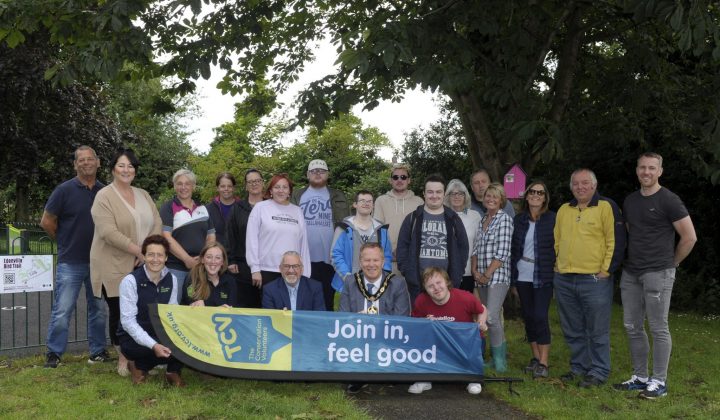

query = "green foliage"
[
  {"left": 400, "top": 103, "right": 474, "bottom": 192},
  {"left": 191, "top": 112, "right": 391, "bottom": 203},
  {"left": 102, "top": 78, "right": 194, "bottom": 199},
  {"left": 276, "top": 114, "right": 391, "bottom": 199},
  {"left": 0, "top": 33, "right": 121, "bottom": 221},
  {"left": 3, "top": 1, "right": 720, "bottom": 183}
]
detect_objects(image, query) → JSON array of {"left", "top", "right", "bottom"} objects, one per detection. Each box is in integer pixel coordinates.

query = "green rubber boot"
[{"left": 491, "top": 342, "right": 508, "bottom": 373}]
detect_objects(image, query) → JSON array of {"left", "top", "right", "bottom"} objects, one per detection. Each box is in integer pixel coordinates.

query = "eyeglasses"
[
  {"left": 356, "top": 199, "right": 373, "bottom": 205},
  {"left": 449, "top": 191, "right": 465, "bottom": 197},
  {"left": 309, "top": 169, "right": 328, "bottom": 175},
  {"left": 281, "top": 264, "right": 302, "bottom": 271},
  {"left": 527, "top": 189, "right": 546, "bottom": 196},
  {"left": 391, "top": 175, "right": 409, "bottom": 181}
]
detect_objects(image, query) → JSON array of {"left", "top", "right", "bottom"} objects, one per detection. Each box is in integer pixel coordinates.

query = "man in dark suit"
[
  {"left": 340, "top": 242, "right": 411, "bottom": 393},
  {"left": 262, "top": 251, "right": 326, "bottom": 311},
  {"left": 339, "top": 243, "right": 411, "bottom": 315}
]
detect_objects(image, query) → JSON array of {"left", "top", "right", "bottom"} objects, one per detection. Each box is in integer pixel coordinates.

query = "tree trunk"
[
  {"left": 449, "top": 91, "right": 505, "bottom": 181},
  {"left": 14, "top": 178, "right": 29, "bottom": 222}
]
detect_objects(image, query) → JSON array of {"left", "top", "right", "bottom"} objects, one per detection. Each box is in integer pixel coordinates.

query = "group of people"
[{"left": 41, "top": 146, "right": 695, "bottom": 399}]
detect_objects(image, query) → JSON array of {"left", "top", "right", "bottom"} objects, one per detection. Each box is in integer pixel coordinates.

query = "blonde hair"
[
  {"left": 484, "top": 183, "right": 507, "bottom": 209},
  {"left": 188, "top": 243, "right": 228, "bottom": 301}
]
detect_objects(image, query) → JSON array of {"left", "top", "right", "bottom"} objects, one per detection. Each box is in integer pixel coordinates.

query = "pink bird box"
[{"left": 503, "top": 164, "right": 527, "bottom": 199}]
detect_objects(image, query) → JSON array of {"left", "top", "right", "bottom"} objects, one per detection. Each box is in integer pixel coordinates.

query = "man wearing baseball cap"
[{"left": 291, "top": 159, "right": 350, "bottom": 310}]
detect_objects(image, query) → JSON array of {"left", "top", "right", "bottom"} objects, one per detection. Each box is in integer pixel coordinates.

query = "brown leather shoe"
[
  {"left": 127, "top": 361, "right": 148, "bottom": 385},
  {"left": 165, "top": 372, "right": 186, "bottom": 388}
]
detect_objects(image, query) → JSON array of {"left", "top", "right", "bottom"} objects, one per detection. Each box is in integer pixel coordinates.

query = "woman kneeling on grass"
[
  {"left": 408, "top": 267, "right": 488, "bottom": 395},
  {"left": 181, "top": 242, "right": 238, "bottom": 307},
  {"left": 118, "top": 234, "right": 185, "bottom": 387}
]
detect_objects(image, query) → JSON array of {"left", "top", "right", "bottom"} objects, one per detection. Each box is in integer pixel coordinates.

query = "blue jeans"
[
  {"left": 554, "top": 273, "right": 613, "bottom": 381},
  {"left": 46, "top": 263, "right": 107, "bottom": 356}
]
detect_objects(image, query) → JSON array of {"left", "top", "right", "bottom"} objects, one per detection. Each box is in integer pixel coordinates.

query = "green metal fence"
[{"left": 1, "top": 222, "right": 96, "bottom": 355}]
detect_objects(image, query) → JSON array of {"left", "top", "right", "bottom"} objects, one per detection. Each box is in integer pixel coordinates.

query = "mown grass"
[
  {"left": 484, "top": 302, "right": 720, "bottom": 419},
  {"left": 1, "top": 302, "right": 717, "bottom": 419},
  {"left": 0, "top": 354, "right": 368, "bottom": 419}
]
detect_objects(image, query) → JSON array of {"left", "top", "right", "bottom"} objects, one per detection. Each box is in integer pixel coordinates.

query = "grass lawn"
[
  {"left": 486, "top": 301, "right": 720, "bottom": 419},
  {"left": 0, "top": 301, "right": 717, "bottom": 419},
  {"left": 0, "top": 355, "right": 367, "bottom": 419}
]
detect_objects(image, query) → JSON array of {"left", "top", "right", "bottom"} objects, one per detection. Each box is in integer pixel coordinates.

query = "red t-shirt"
[{"left": 412, "top": 289, "right": 484, "bottom": 322}]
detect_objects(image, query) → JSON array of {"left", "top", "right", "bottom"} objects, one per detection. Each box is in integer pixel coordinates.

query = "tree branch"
[{"left": 523, "top": 2, "right": 576, "bottom": 93}]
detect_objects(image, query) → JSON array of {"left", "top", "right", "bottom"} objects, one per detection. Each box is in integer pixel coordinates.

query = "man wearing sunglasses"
[
  {"left": 291, "top": 159, "right": 350, "bottom": 310},
  {"left": 373, "top": 163, "right": 424, "bottom": 279}
]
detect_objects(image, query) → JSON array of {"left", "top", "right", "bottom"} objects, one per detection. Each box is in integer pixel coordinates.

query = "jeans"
[
  {"left": 554, "top": 273, "right": 613, "bottom": 381},
  {"left": 516, "top": 282, "right": 553, "bottom": 345},
  {"left": 477, "top": 283, "right": 510, "bottom": 347},
  {"left": 168, "top": 268, "right": 188, "bottom": 285},
  {"left": 46, "top": 263, "right": 107, "bottom": 356},
  {"left": 620, "top": 269, "right": 675, "bottom": 383}
]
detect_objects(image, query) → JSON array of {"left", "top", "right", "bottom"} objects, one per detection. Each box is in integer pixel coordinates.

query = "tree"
[
  {"left": 3, "top": 1, "right": 719, "bottom": 182},
  {"left": 0, "top": 33, "right": 120, "bottom": 221},
  {"left": 400, "top": 102, "right": 473, "bottom": 192},
  {"left": 102, "top": 78, "right": 195, "bottom": 200}
]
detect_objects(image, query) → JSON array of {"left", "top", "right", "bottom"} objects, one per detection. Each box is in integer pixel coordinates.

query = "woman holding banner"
[
  {"left": 118, "top": 234, "right": 185, "bottom": 387},
  {"left": 181, "top": 242, "right": 238, "bottom": 307}
]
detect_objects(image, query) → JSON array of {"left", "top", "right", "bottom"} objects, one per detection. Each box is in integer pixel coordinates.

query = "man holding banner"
[
  {"left": 409, "top": 267, "right": 488, "bottom": 395},
  {"left": 340, "top": 242, "right": 410, "bottom": 392}
]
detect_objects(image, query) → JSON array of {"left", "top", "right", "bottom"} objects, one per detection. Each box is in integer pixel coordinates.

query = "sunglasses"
[
  {"left": 527, "top": 189, "right": 546, "bottom": 196},
  {"left": 391, "top": 175, "right": 409, "bottom": 180}
]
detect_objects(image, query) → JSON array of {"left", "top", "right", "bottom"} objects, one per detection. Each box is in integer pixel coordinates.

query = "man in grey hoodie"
[{"left": 373, "top": 163, "right": 424, "bottom": 278}]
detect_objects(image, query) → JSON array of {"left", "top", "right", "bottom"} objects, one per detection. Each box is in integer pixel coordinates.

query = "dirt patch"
[{"left": 350, "top": 382, "right": 537, "bottom": 420}]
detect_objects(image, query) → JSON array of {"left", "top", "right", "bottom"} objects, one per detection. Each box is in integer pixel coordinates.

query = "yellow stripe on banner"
[{"left": 157, "top": 305, "right": 294, "bottom": 371}]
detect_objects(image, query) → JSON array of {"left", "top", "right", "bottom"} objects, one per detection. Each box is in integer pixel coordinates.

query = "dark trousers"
[
  {"left": 516, "top": 282, "right": 553, "bottom": 345},
  {"left": 102, "top": 287, "right": 120, "bottom": 346},
  {"left": 460, "top": 275, "right": 475, "bottom": 293},
  {"left": 311, "top": 262, "right": 336, "bottom": 311},
  {"left": 120, "top": 335, "right": 183, "bottom": 373},
  {"left": 237, "top": 274, "right": 262, "bottom": 308}
]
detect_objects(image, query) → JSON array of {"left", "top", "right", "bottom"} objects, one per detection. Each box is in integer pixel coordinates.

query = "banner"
[
  {"left": 0, "top": 255, "right": 53, "bottom": 294},
  {"left": 150, "top": 305, "right": 484, "bottom": 382}
]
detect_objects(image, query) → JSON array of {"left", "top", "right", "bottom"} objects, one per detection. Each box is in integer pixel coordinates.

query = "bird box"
[{"left": 503, "top": 164, "right": 527, "bottom": 199}]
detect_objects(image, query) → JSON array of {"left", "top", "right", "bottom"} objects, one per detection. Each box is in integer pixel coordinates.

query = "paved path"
[{"left": 352, "top": 382, "right": 536, "bottom": 420}]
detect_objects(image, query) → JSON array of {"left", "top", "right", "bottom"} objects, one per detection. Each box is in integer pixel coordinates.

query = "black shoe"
[
  {"left": 579, "top": 375, "right": 605, "bottom": 388},
  {"left": 524, "top": 357, "right": 539, "bottom": 373},
  {"left": 560, "top": 371, "right": 579, "bottom": 383},
  {"left": 533, "top": 363, "right": 549, "bottom": 379},
  {"left": 44, "top": 353, "right": 61, "bottom": 368},
  {"left": 346, "top": 383, "right": 368, "bottom": 394},
  {"left": 88, "top": 350, "right": 112, "bottom": 364}
]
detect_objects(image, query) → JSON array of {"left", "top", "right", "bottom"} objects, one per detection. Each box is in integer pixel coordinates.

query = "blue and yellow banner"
[{"left": 150, "top": 305, "right": 483, "bottom": 382}]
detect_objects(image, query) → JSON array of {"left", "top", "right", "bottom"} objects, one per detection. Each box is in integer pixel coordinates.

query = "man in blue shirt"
[{"left": 41, "top": 146, "right": 108, "bottom": 368}]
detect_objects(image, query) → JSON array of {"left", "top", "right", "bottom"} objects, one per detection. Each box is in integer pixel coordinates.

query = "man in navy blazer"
[{"left": 262, "top": 251, "right": 326, "bottom": 311}]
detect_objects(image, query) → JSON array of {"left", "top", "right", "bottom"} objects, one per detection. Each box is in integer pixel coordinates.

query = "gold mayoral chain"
[{"left": 354, "top": 271, "right": 394, "bottom": 314}]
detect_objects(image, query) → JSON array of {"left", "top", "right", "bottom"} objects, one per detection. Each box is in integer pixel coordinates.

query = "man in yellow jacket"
[{"left": 554, "top": 168, "right": 625, "bottom": 388}]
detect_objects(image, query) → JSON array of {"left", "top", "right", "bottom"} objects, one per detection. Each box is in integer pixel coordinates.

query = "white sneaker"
[
  {"left": 467, "top": 383, "right": 482, "bottom": 394},
  {"left": 408, "top": 382, "right": 432, "bottom": 394}
]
